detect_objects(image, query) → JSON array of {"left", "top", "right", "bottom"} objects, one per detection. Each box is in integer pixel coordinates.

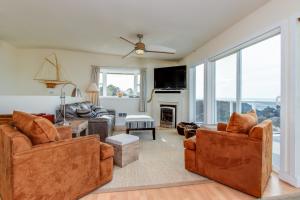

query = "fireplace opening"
[{"left": 160, "top": 104, "right": 177, "bottom": 128}]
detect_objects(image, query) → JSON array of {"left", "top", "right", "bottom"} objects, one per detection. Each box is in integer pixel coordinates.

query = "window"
[
  {"left": 212, "top": 34, "right": 281, "bottom": 169},
  {"left": 241, "top": 35, "right": 281, "bottom": 129},
  {"left": 99, "top": 71, "right": 140, "bottom": 97},
  {"left": 240, "top": 35, "right": 281, "bottom": 170},
  {"left": 215, "top": 53, "right": 237, "bottom": 122},
  {"left": 195, "top": 64, "right": 204, "bottom": 122}
]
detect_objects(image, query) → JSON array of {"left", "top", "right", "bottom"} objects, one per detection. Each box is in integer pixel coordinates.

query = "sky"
[
  {"left": 196, "top": 35, "right": 281, "bottom": 102},
  {"left": 106, "top": 73, "right": 135, "bottom": 91}
]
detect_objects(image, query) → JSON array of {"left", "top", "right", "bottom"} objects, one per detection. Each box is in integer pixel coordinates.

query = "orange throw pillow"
[
  {"left": 13, "top": 111, "right": 59, "bottom": 145},
  {"left": 226, "top": 110, "right": 258, "bottom": 134}
]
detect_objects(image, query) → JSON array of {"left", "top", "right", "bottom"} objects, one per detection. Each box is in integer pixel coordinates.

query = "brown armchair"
[
  {"left": 184, "top": 120, "right": 273, "bottom": 197},
  {"left": 0, "top": 123, "right": 114, "bottom": 200}
]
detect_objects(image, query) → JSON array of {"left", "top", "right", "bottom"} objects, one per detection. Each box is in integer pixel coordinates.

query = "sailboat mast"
[{"left": 54, "top": 54, "right": 61, "bottom": 81}]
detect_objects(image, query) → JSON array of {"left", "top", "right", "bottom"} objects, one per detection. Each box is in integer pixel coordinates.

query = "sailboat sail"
[{"left": 34, "top": 53, "right": 71, "bottom": 88}]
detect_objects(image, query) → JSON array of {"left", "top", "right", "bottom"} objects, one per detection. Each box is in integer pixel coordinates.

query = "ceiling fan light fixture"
[{"left": 135, "top": 49, "right": 144, "bottom": 55}]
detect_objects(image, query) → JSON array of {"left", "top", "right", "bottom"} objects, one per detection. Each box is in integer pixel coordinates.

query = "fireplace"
[{"left": 160, "top": 104, "right": 177, "bottom": 128}]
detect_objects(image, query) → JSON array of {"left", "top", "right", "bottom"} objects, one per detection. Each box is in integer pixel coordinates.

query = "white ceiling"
[{"left": 0, "top": 0, "right": 269, "bottom": 60}]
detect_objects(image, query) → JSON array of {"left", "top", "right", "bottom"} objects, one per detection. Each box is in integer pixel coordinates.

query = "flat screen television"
[{"left": 154, "top": 65, "right": 186, "bottom": 89}]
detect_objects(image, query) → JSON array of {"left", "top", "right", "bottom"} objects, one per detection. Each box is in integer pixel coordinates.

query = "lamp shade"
[{"left": 86, "top": 82, "right": 99, "bottom": 93}]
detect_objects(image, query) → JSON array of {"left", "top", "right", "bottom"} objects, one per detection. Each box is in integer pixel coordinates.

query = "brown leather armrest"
[
  {"left": 249, "top": 120, "right": 273, "bottom": 140},
  {"left": 217, "top": 122, "right": 227, "bottom": 131},
  {"left": 56, "top": 126, "right": 72, "bottom": 140},
  {"left": 100, "top": 142, "right": 114, "bottom": 160},
  {"left": 184, "top": 136, "right": 196, "bottom": 150}
]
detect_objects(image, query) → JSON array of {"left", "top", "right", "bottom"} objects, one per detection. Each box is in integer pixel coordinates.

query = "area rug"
[{"left": 92, "top": 129, "right": 208, "bottom": 193}]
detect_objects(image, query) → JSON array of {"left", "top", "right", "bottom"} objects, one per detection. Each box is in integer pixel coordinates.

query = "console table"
[{"left": 56, "top": 119, "right": 89, "bottom": 138}]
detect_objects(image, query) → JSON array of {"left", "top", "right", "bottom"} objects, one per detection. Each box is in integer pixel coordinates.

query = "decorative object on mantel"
[
  {"left": 116, "top": 91, "right": 124, "bottom": 98},
  {"left": 86, "top": 82, "right": 100, "bottom": 104},
  {"left": 147, "top": 88, "right": 155, "bottom": 103},
  {"left": 34, "top": 53, "right": 71, "bottom": 88},
  {"left": 60, "top": 82, "right": 82, "bottom": 125}
]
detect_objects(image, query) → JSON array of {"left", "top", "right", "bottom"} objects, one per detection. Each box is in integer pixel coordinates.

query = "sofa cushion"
[
  {"left": 13, "top": 111, "right": 59, "bottom": 145},
  {"left": 76, "top": 109, "right": 92, "bottom": 117},
  {"left": 80, "top": 102, "right": 92, "bottom": 110},
  {"left": 184, "top": 136, "right": 196, "bottom": 150},
  {"left": 226, "top": 110, "right": 258, "bottom": 134},
  {"left": 100, "top": 142, "right": 114, "bottom": 160},
  {"left": 12, "top": 132, "right": 33, "bottom": 153},
  {"left": 65, "top": 104, "right": 80, "bottom": 118}
]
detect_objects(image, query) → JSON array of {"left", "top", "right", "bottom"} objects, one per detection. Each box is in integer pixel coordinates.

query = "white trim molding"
[{"left": 278, "top": 15, "right": 300, "bottom": 188}]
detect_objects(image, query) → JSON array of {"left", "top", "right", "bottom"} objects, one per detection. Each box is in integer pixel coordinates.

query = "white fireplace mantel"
[{"left": 151, "top": 90, "right": 186, "bottom": 127}]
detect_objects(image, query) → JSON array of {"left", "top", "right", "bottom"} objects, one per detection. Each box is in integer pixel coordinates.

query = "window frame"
[
  {"left": 99, "top": 70, "right": 140, "bottom": 98},
  {"left": 210, "top": 32, "right": 281, "bottom": 123}
]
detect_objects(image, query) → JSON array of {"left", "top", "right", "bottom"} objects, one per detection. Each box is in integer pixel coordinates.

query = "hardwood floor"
[{"left": 82, "top": 173, "right": 300, "bottom": 200}]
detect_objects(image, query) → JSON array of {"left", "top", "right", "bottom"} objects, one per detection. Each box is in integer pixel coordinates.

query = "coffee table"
[{"left": 125, "top": 115, "right": 156, "bottom": 140}]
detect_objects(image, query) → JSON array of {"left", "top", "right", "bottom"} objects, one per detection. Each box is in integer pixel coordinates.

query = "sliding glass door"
[
  {"left": 240, "top": 35, "right": 281, "bottom": 169},
  {"left": 215, "top": 53, "right": 237, "bottom": 122}
]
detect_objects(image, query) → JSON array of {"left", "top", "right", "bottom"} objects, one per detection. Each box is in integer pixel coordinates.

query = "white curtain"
[
  {"left": 90, "top": 65, "right": 101, "bottom": 106},
  {"left": 139, "top": 68, "right": 147, "bottom": 112}
]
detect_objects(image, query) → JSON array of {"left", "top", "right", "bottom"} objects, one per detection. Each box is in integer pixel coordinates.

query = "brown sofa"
[
  {"left": 184, "top": 120, "right": 273, "bottom": 197},
  {"left": 0, "top": 117, "right": 114, "bottom": 199}
]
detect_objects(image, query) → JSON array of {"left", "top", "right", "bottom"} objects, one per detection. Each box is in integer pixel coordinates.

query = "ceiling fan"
[{"left": 120, "top": 34, "right": 176, "bottom": 58}]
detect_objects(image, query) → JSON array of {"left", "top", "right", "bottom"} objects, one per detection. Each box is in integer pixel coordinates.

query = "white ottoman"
[
  {"left": 105, "top": 134, "right": 139, "bottom": 167},
  {"left": 125, "top": 115, "right": 156, "bottom": 140}
]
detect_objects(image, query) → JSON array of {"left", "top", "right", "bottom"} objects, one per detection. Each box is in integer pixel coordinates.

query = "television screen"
[{"left": 154, "top": 65, "right": 186, "bottom": 89}]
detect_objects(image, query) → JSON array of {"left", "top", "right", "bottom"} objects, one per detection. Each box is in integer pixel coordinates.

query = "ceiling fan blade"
[
  {"left": 120, "top": 37, "right": 136, "bottom": 46},
  {"left": 145, "top": 50, "right": 175, "bottom": 54},
  {"left": 122, "top": 49, "right": 135, "bottom": 59}
]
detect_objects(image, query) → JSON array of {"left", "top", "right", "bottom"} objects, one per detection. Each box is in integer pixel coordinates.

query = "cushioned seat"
[
  {"left": 0, "top": 111, "right": 114, "bottom": 200},
  {"left": 100, "top": 142, "right": 114, "bottom": 160},
  {"left": 184, "top": 111, "right": 273, "bottom": 198},
  {"left": 183, "top": 136, "right": 196, "bottom": 150}
]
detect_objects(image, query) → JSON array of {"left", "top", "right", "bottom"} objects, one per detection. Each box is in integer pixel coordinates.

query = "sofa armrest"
[
  {"left": 56, "top": 126, "right": 72, "bottom": 140},
  {"left": 100, "top": 142, "right": 114, "bottom": 160},
  {"left": 12, "top": 135, "right": 101, "bottom": 199},
  {"left": 217, "top": 122, "right": 227, "bottom": 131},
  {"left": 196, "top": 128, "right": 261, "bottom": 168}
]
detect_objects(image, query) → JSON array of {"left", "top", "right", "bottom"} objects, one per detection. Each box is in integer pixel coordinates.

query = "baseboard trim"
[
  {"left": 92, "top": 179, "right": 211, "bottom": 193},
  {"left": 279, "top": 172, "right": 300, "bottom": 187}
]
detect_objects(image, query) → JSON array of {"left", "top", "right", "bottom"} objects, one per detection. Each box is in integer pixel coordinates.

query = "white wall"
[
  {"left": 0, "top": 96, "right": 84, "bottom": 114},
  {"left": 0, "top": 41, "right": 18, "bottom": 94},
  {"left": 181, "top": 0, "right": 300, "bottom": 187},
  {"left": 182, "top": 0, "right": 300, "bottom": 66},
  {"left": 0, "top": 45, "right": 178, "bottom": 117},
  {"left": 14, "top": 48, "right": 177, "bottom": 96}
]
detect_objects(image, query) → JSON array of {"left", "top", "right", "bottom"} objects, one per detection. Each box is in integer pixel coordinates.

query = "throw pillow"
[
  {"left": 80, "top": 102, "right": 92, "bottom": 110},
  {"left": 91, "top": 105, "right": 102, "bottom": 111},
  {"left": 13, "top": 111, "right": 59, "bottom": 145},
  {"left": 76, "top": 109, "right": 92, "bottom": 118},
  {"left": 226, "top": 110, "right": 258, "bottom": 134}
]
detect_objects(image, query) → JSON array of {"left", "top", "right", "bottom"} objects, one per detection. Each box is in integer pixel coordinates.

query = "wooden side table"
[{"left": 56, "top": 119, "right": 89, "bottom": 138}]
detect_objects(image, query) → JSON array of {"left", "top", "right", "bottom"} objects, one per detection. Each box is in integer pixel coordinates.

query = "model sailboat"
[{"left": 34, "top": 53, "right": 71, "bottom": 88}]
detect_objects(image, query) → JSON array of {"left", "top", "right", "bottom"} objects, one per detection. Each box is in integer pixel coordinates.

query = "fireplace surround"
[{"left": 160, "top": 104, "right": 177, "bottom": 128}]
